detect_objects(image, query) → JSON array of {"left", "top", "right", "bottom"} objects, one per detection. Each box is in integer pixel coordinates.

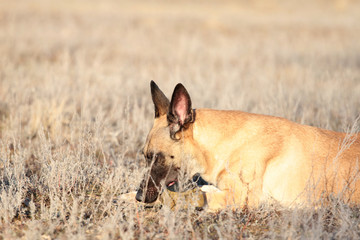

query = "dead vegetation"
[{"left": 1, "top": 0, "right": 360, "bottom": 238}]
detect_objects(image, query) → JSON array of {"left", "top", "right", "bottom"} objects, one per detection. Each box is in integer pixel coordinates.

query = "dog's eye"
[
  {"left": 145, "top": 152, "right": 155, "bottom": 161},
  {"left": 170, "top": 155, "right": 174, "bottom": 159}
]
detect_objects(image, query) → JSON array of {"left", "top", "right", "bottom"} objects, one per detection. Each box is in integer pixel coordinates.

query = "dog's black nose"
[{"left": 135, "top": 189, "right": 144, "bottom": 202}]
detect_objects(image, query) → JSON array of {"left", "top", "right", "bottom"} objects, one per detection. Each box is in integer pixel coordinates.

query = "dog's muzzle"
[
  {"left": 135, "top": 188, "right": 145, "bottom": 202},
  {"left": 135, "top": 179, "right": 160, "bottom": 203}
]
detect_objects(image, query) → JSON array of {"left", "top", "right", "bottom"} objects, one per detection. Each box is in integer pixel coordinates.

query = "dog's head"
[{"left": 135, "top": 81, "right": 196, "bottom": 203}]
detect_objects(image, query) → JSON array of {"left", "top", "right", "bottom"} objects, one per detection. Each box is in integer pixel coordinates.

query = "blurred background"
[{"left": 1, "top": 0, "right": 360, "bottom": 126}]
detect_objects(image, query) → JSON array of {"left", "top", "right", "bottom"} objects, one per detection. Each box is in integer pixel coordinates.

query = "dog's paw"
[
  {"left": 118, "top": 191, "right": 137, "bottom": 202},
  {"left": 159, "top": 187, "right": 207, "bottom": 210},
  {"left": 200, "top": 185, "right": 221, "bottom": 193}
]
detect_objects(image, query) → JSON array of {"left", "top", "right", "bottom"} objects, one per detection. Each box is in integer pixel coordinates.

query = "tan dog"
[{"left": 136, "top": 81, "right": 360, "bottom": 210}]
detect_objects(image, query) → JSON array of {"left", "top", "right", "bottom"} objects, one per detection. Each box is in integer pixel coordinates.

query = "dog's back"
[{"left": 193, "top": 109, "right": 360, "bottom": 206}]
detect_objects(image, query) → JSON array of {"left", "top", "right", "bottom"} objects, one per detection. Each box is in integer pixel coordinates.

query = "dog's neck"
[{"left": 190, "top": 109, "right": 250, "bottom": 184}]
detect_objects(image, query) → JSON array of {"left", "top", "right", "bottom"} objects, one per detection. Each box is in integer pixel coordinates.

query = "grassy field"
[{"left": 1, "top": 0, "right": 360, "bottom": 239}]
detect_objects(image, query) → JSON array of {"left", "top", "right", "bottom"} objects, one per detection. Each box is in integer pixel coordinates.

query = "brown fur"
[{"left": 136, "top": 81, "right": 360, "bottom": 210}]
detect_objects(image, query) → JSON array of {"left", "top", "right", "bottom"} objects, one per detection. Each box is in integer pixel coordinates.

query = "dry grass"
[{"left": 1, "top": 0, "right": 360, "bottom": 239}]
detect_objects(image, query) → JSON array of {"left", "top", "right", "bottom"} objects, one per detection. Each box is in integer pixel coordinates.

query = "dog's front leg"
[
  {"left": 204, "top": 190, "right": 231, "bottom": 211},
  {"left": 202, "top": 186, "right": 245, "bottom": 211},
  {"left": 205, "top": 189, "right": 257, "bottom": 211},
  {"left": 202, "top": 177, "right": 261, "bottom": 211}
]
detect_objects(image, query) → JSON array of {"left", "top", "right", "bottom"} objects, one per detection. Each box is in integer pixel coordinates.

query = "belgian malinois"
[{"left": 136, "top": 81, "right": 360, "bottom": 210}]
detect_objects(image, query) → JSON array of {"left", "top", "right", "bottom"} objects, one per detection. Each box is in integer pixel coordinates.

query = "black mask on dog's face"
[{"left": 136, "top": 152, "right": 179, "bottom": 203}]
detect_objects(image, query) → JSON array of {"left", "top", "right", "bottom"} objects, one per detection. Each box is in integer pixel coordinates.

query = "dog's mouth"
[
  {"left": 165, "top": 174, "right": 209, "bottom": 192},
  {"left": 166, "top": 179, "right": 179, "bottom": 192},
  {"left": 167, "top": 180, "right": 177, "bottom": 187},
  {"left": 165, "top": 179, "right": 197, "bottom": 192}
]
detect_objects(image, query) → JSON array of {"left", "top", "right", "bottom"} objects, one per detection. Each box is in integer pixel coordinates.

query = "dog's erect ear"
[
  {"left": 150, "top": 81, "right": 170, "bottom": 118},
  {"left": 168, "top": 83, "right": 195, "bottom": 139}
]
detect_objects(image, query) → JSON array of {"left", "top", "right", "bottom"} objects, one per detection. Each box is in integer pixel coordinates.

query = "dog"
[{"left": 136, "top": 81, "right": 360, "bottom": 211}]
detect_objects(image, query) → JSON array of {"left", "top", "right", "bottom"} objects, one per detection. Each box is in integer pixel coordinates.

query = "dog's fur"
[{"left": 136, "top": 81, "right": 360, "bottom": 210}]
